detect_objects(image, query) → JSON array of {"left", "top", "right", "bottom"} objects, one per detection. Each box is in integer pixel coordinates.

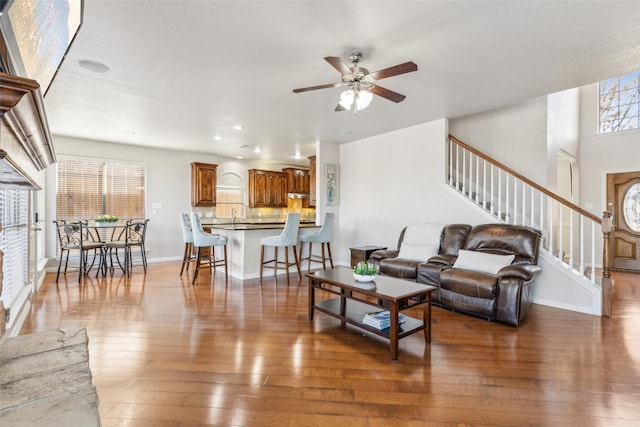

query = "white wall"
[
  {"left": 547, "top": 88, "right": 580, "bottom": 198},
  {"left": 316, "top": 140, "right": 340, "bottom": 256},
  {"left": 578, "top": 83, "right": 640, "bottom": 217},
  {"left": 448, "top": 96, "right": 548, "bottom": 184},
  {"left": 338, "top": 119, "right": 483, "bottom": 266},
  {"left": 45, "top": 135, "right": 311, "bottom": 264}
]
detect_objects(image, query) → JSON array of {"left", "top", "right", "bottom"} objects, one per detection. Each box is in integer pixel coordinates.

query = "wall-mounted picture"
[{"left": 326, "top": 163, "right": 337, "bottom": 205}]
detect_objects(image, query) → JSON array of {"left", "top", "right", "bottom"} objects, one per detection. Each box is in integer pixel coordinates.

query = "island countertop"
[
  {"left": 199, "top": 222, "right": 321, "bottom": 280},
  {"left": 204, "top": 222, "right": 319, "bottom": 231}
]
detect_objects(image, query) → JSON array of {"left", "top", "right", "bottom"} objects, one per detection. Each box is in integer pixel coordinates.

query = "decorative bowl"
[{"left": 353, "top": 273, "right": 376, "bottom": 282}]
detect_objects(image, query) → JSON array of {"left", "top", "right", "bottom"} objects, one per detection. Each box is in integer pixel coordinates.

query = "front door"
[{"left": 607, "top": 171, "right": 640, "bottom": 271}]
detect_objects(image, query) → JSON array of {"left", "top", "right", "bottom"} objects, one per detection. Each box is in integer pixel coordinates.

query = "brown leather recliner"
[
  {"left": 368, "top": 227, "right": 419, "bottom": 279},
  {"left": 369, "top": 224, "right": 445, "bottom": 280},
  {"left": 417, "top": 223, "right": 542, "bottom": 326}
]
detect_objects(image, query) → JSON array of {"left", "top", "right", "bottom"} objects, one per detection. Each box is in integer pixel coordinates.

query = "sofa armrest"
[
  {"left": 496, "top": 265, "right": 541, "bottom": 326},
  {"left": 369, "top": 249, "right": 399, "bottom": 264},
  {"left": 497, "top": 264, "right": 541, "bottom": 281},
  {"left": 426, "top": 254, "right": 457, "bottom": 267}
]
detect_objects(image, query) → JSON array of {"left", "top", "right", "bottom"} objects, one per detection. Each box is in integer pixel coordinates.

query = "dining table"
[{"left": 88, "top": 221, "right": 128, "bottom": 276}]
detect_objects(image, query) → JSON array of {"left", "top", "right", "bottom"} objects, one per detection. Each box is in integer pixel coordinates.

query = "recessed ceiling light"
[
  {"left": 236, "top": 156, "right": 244, "bottom": 159},
  {"left": 213, "top": 136, "right": 222, "bottom": 141},
  {"left": 254, "top": 146, "right": 261, "bottom": 153},
  {"left": 123, "top": 130, "right": 135, "bottom": 136},
  {"left": 78, "top": 59, "right": 110, "bottom": 73},
  {"left": 233, "top": 125, "right": 244, "bottom": 131}
]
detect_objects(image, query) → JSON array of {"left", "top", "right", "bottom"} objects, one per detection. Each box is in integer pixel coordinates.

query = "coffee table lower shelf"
[{"left": 314, "top": 297, "right": 426, "bottom": 343}]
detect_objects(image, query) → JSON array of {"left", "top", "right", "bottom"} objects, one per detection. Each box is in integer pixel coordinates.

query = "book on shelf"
[{"left": 362, "top": 310, "right": 404, "bottom": 330}]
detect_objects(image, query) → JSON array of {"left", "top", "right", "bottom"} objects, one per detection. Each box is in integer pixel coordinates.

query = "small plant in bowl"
[
  {"left": 94, "top": 215, "right": 119, "bottom": 223},
  {"left": 353, "top": 261, "right": 377, "bottom": 282}
]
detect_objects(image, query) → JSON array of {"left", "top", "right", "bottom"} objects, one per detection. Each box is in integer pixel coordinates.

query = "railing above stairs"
[{"left": 447, "top": 135, "right": 613, "bottom": 316}]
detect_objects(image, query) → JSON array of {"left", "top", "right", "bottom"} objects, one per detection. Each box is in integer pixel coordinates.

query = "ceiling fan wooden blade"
[
  {"left": 292, "top": 82, "right": 340, "bottom": 93},
  {"left": 324, "top": 56, "right": 352, "bottom": 75},
  {"left": 369, "top": 61, "right": 418, "bottom": 81},
  {"left": 371, "top": 85, "right": 406, "bottom": 103}
]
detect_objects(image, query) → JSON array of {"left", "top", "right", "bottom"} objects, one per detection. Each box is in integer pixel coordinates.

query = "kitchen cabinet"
[
  {"left": 308, "top": 156, "right": 316, "bottom": 207},
  {"left": 191, "top": 162, "right": 217, "bottom": 207},
  {"left": 283, "top": 167, "right": 310, "bottom": 194},
  {"left": 283, "top": 167, "right": 310, "bottom": 207},
  {"left": 248, "top": 169, "right": 287, "bottom": 207}
]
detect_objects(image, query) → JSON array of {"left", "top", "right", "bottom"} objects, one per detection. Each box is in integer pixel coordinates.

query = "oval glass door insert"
[{"left": 623, "top": 182, "right": 640, "bottom": 232}]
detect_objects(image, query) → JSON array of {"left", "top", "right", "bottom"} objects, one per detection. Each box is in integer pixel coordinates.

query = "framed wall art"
[{"left": 325, "top": 163, "right": 338, "bottom": 206}]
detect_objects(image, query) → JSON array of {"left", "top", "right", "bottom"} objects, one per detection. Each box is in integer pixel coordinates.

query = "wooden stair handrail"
[{"left": 449, "top": 135, "right": 601, "bottom": 224}]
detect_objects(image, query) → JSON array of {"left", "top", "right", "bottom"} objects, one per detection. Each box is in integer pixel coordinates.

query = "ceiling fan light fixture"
[
  {"left": 339, "top": 89, "right": 355, "bottom": 110},
  {"left": 339, "top": 88, "right": 372, "bottom": 112},
  {"left": 356, "top": 90, "right": 373, "bottom": 110}
]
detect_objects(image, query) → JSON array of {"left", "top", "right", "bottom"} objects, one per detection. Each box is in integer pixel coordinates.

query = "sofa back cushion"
[
  {"left": 402, "top": 223, "right": 445, "bottom": 245},
  {"left": 438, "top": 224, "right": 473, "bottom": 257},
  {"left": 464, "top": 224, "right": 542, "bottom": 265},
  {"left": 396, "top": 223, "right": 444, "bottom": 261}
]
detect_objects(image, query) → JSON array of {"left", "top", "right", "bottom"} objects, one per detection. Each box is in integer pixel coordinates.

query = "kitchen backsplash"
[{"left": 193, "top": 206, "right": 315, "bottom": 224}]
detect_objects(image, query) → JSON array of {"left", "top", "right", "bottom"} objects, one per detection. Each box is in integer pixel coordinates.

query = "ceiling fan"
[{"left": 292, "top": 51, "right": 418, "bottom": 112}]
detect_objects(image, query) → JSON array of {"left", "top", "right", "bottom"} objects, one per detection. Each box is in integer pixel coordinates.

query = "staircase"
[{"left": 447, "top": 135, "right": 612, "bottom": 316}]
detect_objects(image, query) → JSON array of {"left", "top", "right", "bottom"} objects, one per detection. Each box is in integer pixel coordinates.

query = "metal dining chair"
[
  {"left": 190, "top": 212, "right": 228, "bottom": 284},
  {"left": 53, "top": 219, "right": 105, "bottom": 282},
  {"left": 298, "top": 212, "right": 334, "bottom": 272},
  {"left": 105, "top": 218, "right": 149, "bottom": 277},
  {"left": 259, "top": 213, "right": 301, "bottom": 284}
]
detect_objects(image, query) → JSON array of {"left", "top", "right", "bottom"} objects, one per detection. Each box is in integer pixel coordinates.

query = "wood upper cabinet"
[
  {"left": 191, "top": 162, "right": 217, "bottom": 207},
  {"left": 308, "top": 156, "right": 316, "bottom": 207},
  {"left": 248, "top": 169, "right": 287, "bottom": 208},
  {"left": 272, "top": 172, "right": 288, "bottom": 207},
  {"left": 283, "top": 167, "right": 310, "bottom": 194}
]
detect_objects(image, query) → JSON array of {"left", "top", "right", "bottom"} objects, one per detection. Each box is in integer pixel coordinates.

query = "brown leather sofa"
[{"left": 417, "top": 223, "right": 542, "bottom": 326}]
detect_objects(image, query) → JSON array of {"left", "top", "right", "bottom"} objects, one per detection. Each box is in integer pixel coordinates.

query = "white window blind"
[
  {"left": 56, "top": 157, "right": 146, "bottom": 220},
  {"left": 0, "top": 189, "right": 28, "bottom": 309}
]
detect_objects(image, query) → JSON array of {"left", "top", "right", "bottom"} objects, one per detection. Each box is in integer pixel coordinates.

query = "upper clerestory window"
[{"left": 598, "top": 71, "right": 639, "bottom": 134}]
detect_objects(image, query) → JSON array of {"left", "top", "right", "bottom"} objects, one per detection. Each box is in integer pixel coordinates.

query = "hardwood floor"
[{"left": 19, "top": 264, "right": 640, "bottom": 426}]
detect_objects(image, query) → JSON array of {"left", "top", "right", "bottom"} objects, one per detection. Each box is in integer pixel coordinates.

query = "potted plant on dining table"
[{"left": 94, "top": 215, "right": 119, "bottom": 227}]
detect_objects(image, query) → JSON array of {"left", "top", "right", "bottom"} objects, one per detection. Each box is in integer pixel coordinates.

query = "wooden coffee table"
[{"left": 306, "top": 266, "right": 436, "bottom": 360}]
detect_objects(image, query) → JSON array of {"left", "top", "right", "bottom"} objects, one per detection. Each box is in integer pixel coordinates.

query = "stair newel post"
[{"left": 601, "top": 211, "right": 613, "bottom": 317}]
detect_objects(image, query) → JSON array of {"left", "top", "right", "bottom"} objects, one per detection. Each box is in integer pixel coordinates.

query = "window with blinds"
[
  {"left": 0, "top": 189, "right": 28, "bottom": 310},
  {"left": 56, "top": 157, "right": 146, "bottom": 220}
]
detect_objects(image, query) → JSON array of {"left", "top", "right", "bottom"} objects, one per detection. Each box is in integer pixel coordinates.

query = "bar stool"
[
  {"left": 179, "top": 213, "right": 196, "bottom": 275},
  {"left": 259, "top": 213, "right": 301, "bottom": 284},
  {"left": 299, "top": 212, "right": 334, "bottom": 272},
  {"left": 190, "top": 212, "right": 228, "bottom": 285}
]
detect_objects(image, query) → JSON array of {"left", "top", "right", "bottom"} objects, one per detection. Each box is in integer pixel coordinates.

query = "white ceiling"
[{"left": 44, "top": 0, "right": 640, "bottom": 167}]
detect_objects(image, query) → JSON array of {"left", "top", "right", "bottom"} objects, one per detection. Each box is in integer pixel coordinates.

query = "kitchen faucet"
[{"left": 232, "top": 208, "right": 237, "bottom": 229}]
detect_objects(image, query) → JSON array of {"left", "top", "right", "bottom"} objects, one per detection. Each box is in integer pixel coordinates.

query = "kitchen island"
[{"left": 203, "top": 222, "right": 320, "bottom": 280}]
